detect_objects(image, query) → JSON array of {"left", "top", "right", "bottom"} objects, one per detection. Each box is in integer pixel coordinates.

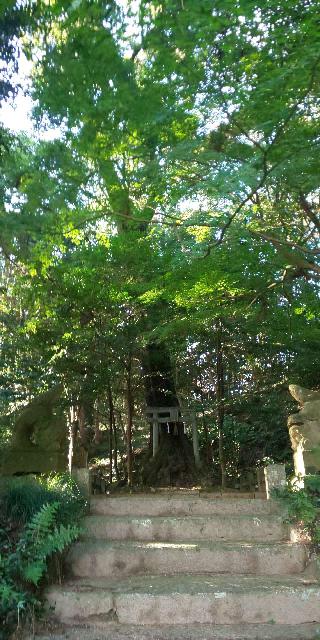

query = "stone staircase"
[{"left": 46, "top": 493, "right": 320, "bottom": 639}]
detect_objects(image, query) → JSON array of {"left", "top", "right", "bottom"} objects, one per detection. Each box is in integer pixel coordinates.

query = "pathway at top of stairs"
[{"left": 44, "top": 491, "right": 320, "bottom": 640}]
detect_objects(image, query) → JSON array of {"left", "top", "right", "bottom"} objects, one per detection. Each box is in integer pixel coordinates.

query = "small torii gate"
[{"left": 145, "top": 405, "right": 201, "bottom": 468}]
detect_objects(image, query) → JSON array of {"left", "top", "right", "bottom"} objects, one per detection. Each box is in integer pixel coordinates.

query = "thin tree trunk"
[
  {"left": 74, "top": 404, "right": 88, "bottom": 468},
  {"left": 216, "top": 320, "right": 226, "bottom": 490},
  {"left": 117, "top": 407, "right": 127, "bottom": 443},
  {"left": 199, "top": 366, "right": 213, "bottom": 464},
  {"left": 107, "top": 384, "right": 114, "bottom": 485},
  {"left": 93, "top": 403, "right": 103, "bottom": 444},
  {"left": 125, "top": 359, "right": 134, "bottom": 487},
  {"left": 68, "top": 405, "right": 76, "bottom": 471},
  {"left": 112, "top": 412, "right": 120, "bottom": 481},
  {"left": 192, "top": 412, "right": 201, "bottom": 468}
]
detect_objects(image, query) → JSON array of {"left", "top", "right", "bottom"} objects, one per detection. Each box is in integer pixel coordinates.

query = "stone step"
[
  {"left": 46, "top": 574, "right": 320, "bottom": 626},
  {"left": 33, "top": 620, "right": 320, "bottom": 640},
  {"left": 33, "top": 622, "right": 320, "bottom": 640},
  {"left": 83, "top": 514, "right": 290, "bottom": 543},
  {"left": 68, "top": 540, "right": 307, "bottom": 578},
  {"left": 90, "top": 495, "right": 283, "bottom": 517}
]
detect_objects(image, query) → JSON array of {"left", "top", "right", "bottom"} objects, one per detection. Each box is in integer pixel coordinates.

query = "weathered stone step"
[
  {"left": 83, "top": 513, "right": 289, "bottom": 543},
  {"left": 35, "top": 621, "right": 320, "bottom": 640},
  {"left": 91, "top": 495, "right": 282, "bottom": 517},
  {"left": 46, "top": 574, "right": 320, "bottom": 625},
  {"left": 68, "top": 539, "right": 307, "bottom": 578},
  {"left": 32, "top": 621, "right": 320, "bottom": 640},
  {"left": 33, "top": 622, "right": 320, "bottom": 640}
]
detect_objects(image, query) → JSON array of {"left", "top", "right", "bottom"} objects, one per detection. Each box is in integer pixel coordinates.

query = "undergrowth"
[
  {"left": 275, "top": 474, "right": 320, "bottom": 548},
  {"left": 0, "top": 474, "right": 87, "bottom": 640}
]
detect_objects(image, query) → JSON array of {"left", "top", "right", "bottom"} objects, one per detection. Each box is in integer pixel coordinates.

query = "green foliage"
[
  {"left": 278, "top": 486, "right": 317, "bottom": 525},
  {"left": 16, "top": 501, "right": 80, "bottom": 586},
  {"left": 0, "top": 0, "right": 28, "bottom": 101},
  {"left": 0, "top": 475, "right": 84, "bottom": 639},
  {"left": 275, "top": 475, "right": 320, "bottom": 548},
  {"left": 0, "top": 0, "right": 319, "bottom": 487},
  {"left": 0, "top": 474, "right": 87, "bottom": 526}
]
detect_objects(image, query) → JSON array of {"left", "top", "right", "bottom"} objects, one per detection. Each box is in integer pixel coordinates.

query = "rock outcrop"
[
  {"left": 288, "top": 384, "right": 320, "bottom": 477},
  {"left": 2, "top": 385, "right": 67, "bottom": 474}
]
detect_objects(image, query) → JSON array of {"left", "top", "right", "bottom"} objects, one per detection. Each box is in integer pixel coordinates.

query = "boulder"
[
  {"left": 1, "top": 385, "right": 68, "bottom": 475},
  {"left": 288, "top": 384, "right": 320, "bottom": 476}
]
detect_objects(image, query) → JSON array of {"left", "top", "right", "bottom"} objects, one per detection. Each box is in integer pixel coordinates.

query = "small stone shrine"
[{"left": 145, "top": 405, "right": 201, "bottom": 468}]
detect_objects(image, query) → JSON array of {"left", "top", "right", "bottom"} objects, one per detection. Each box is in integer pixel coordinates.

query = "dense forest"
[{"left": 0, "top": 0, "right": 319, "bottom": 488}]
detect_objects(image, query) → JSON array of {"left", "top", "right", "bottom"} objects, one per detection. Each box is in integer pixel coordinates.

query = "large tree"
[{"left": 1, "top": 0, "right": 319, "bottom": 485}]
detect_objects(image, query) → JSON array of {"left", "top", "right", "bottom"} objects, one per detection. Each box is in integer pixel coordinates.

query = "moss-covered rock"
[{"left": 1, "top": 385, "right": 67, "bottom": 475}]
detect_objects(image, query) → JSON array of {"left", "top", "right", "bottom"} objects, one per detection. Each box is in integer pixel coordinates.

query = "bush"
[
  {"left": 0, "top": 473, "right": 87, "bottom": 527},
  {"left": 0, "top": 474, "right": 87, "bottom": 639},
  {"left": 275, "top": 475, "right": 320, "bottom": 548}
]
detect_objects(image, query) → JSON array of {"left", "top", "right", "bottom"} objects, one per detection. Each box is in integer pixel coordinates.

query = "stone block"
[
  {"left": 72, "top": 467, "right": 91, "bottom": 498},
  {"left": 83, "top": 513, "right": 289, "bottom": 543},
  {"left": 90, "top": 495, "right": 282, "bottom": 517},
  {"left": 68, "top": 539, "right": 307, "bottom": 578},
  {"left": 264, "top": 464, "right": 286, "bottom": 499}
]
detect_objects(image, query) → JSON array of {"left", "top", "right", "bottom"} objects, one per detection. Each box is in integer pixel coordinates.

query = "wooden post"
[
  {"left": 191, "top": 413, "right": 201, "bottom": 468},
  {"left": 153, "top": 420, "right": 159, "bottom": 457}
]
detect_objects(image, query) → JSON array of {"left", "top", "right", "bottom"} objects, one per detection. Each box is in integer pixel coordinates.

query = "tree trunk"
[
  {"left": 112, "top": 411, "right": 120, "bottom": 481},
  {"left": 72, "top": 404, "right": 88, "bottom": 468},
  {"left": 68, "top": 405, "right": 76, "bottom": 472},
  {"left": 216, "top": 320, "right": 226, "bottom": 489},
  {"left": 199, "top": 366, "right": 213, "bottom": 464},
  {"left": 143, "top": 342, "right": 180, "bottom": 408},
  {"left": 107, "top": 384, "right": 114, "bottom": 486},
  {"left": 142, "top": 343, "right": 199, "bottom": 486},
  {"left": 125, "top": 359, "right": 134, "bottom": 487}
]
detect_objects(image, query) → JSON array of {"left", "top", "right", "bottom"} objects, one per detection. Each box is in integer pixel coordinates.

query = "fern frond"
[
  {"left": 25, "top": 502, "right": 60, "bottom": 540},
  {"left": 31, "top": 524, "right": 81, "bottom": 559},
  {"left": 19, "top": 503, "right": 81, "bottom": 586},
  {"left": 23, "top": 562, "right": 46, "bottom": 586}
]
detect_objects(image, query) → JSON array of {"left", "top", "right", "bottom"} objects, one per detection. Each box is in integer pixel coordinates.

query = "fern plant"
[
  {"left": 18, "top": 501, "right": 80, "bottom": 586},
  {"left": 1, "top": 498, "right": 81, "bottom": 639}
]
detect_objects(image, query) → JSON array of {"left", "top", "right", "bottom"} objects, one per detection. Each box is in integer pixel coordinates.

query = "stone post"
[
  {"left": 72, "top": 467, "right": 91, "bottom": 499},
  {"left": 264, "top": 464, "right": 286, "bottom": 499},
  {"left": 256, "top": 467, "right": 266, "bottom": 494}
]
